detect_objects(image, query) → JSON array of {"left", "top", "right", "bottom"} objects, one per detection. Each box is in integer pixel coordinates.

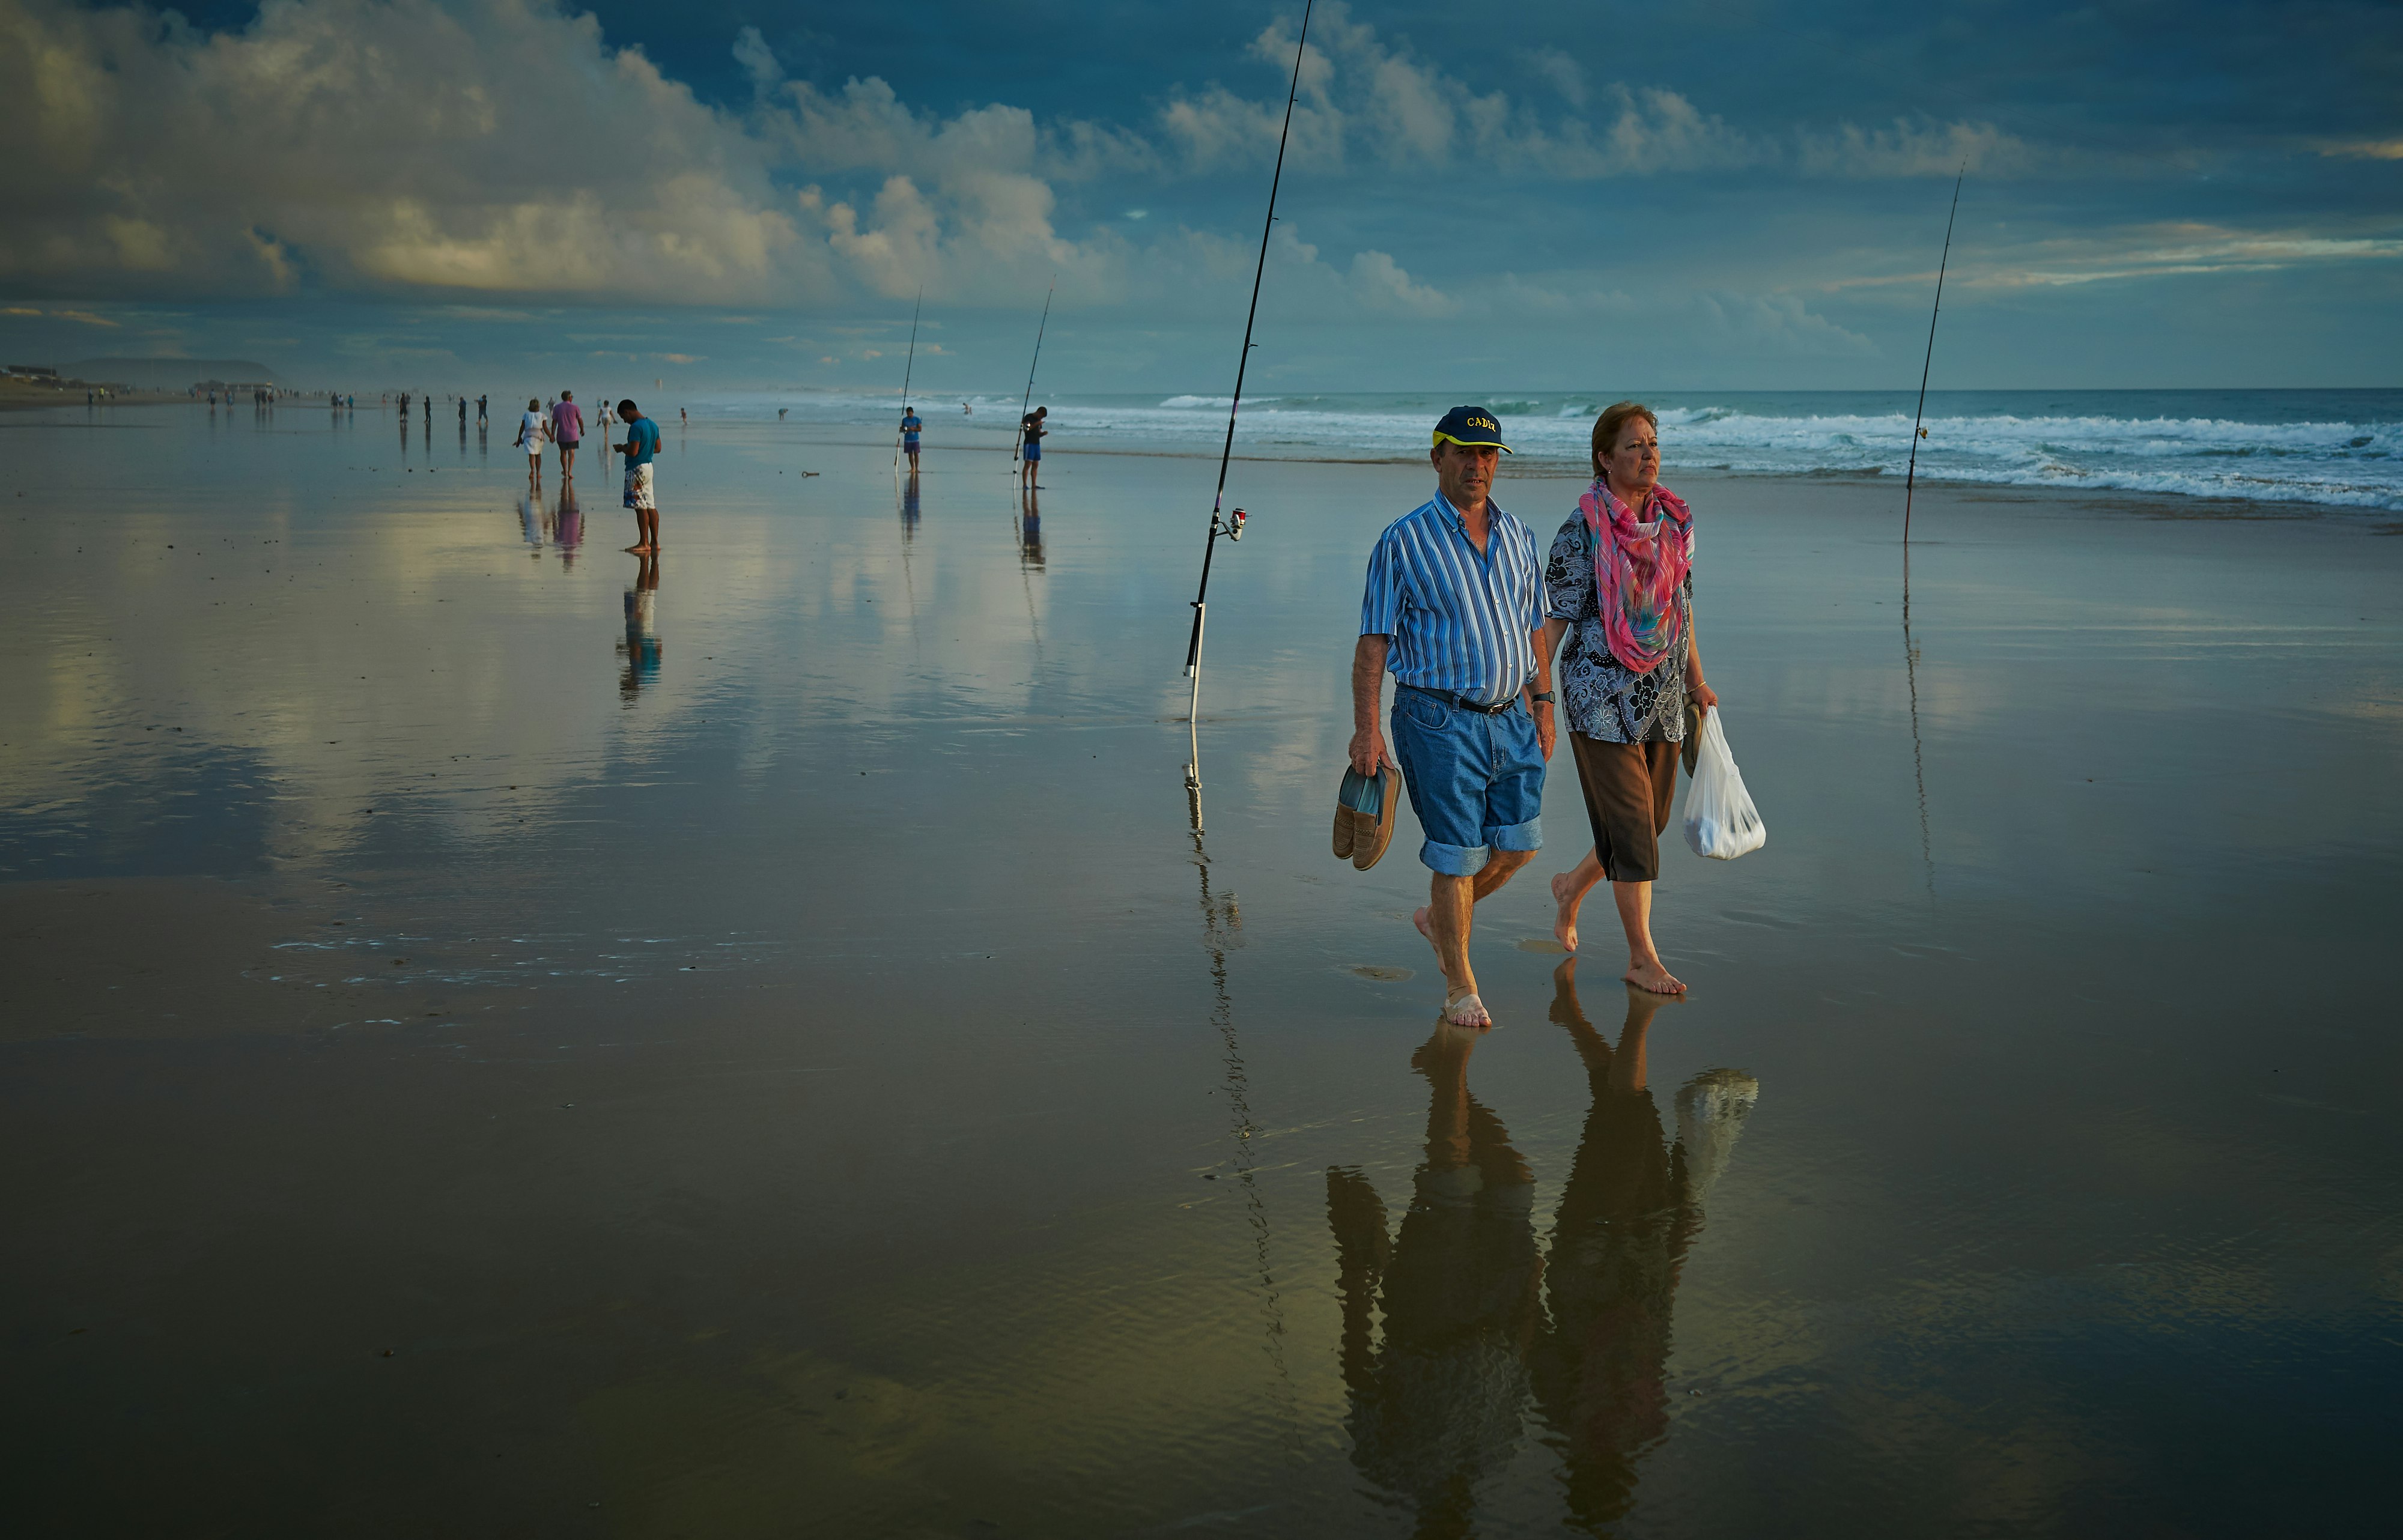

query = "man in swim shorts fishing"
[
  {"left": 900, "top": 404, "right": 923, "bottom": 467},
  {"left": 1351, "top": 407, "right": 1556, "bottom": 1028},
  {"left": 1019, "top": 406, "right": 1046, "bottom": 490}
]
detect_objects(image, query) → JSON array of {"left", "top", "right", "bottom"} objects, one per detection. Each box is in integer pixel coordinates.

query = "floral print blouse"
[{"left": 1545, "top": 513, "right": 1692, "bottom": 744}]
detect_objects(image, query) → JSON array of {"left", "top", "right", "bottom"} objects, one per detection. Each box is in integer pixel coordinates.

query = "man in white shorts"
[{"left": 616, "top": 399, "right": 661, "bottom": 553}]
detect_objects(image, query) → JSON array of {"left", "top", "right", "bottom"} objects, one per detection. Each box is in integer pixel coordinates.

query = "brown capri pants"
[{"left": 1569, "top": 733, "right": 1679, "bottom": 884}]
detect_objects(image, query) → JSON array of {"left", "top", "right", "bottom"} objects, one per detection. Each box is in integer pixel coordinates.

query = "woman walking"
[
  {"left": 1543, "top": 402, "right": 1718, "bottom": 994},
  {"left": 515, "top": 397, "right": 548, "bottom": 491}
]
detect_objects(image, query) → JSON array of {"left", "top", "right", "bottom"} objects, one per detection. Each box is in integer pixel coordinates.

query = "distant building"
[{"left": 5, "top": 364, "right": 58, "bottom": 379}]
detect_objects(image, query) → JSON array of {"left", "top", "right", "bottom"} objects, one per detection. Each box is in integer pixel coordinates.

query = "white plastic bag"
[{"left": 1683, "top": 707, "right": 1766, "bottom": 860}]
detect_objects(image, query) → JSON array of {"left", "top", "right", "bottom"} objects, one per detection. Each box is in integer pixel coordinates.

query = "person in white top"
[{"left": 515, "top": 398, "right": 548, "bottom": 490}]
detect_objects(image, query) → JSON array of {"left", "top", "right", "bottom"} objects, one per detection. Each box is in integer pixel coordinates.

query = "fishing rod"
[
  {"left": 1903, "top": 166, "right": 1964, "bottom": 547},
  {"left": 1182, "top": 0, "right": 1314, "bottom": 732},
  {"left": 892, "top": 287, "right": 922, "bottom": 472},
  {"left": 1013, "top": 279, "right": 1056, "bottom": 473}
]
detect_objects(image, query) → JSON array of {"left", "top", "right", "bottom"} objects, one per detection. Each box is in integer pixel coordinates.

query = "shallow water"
[{"left": 5, "top": 403, "right": 2402, "bottom": 1535}]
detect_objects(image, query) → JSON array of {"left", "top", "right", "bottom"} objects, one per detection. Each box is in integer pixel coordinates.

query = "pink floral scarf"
[{"left": 1579, "top": 476, "right": 1692, "bottom": 673}]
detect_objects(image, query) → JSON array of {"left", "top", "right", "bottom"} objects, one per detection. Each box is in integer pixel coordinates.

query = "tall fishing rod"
[
  {"left": 1013, "top": 279, "right": 1055, "bottom": 473},
  {"left": 1182, "top": 0, "right": 1314, "bottom": 733},
  {"left": 892, "top": 287, "right": 922, "bottom": 472},
  {"left": 1903, "top": 167, "right": 1964, "bottom": 547}
]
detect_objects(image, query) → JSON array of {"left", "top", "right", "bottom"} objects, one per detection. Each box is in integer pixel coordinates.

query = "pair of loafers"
[{"left": 1332, "top": 763, "right": 1400, "bottom": 870}]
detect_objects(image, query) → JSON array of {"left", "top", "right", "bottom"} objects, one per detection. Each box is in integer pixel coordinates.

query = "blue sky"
[{"left": 2, "top": 0, "right": 2398, "bottom": 392}]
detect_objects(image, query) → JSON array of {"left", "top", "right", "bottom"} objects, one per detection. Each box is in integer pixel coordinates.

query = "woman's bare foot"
[
  {"left": 624, "top": 543, "right": 654, "bottom": 554},
  {"left": 1413, "top": 906, "right": 1435, "bottom": 950},
  {"left": 1549, "top": 872, "right": 1582, "bottom": 953},
  {"left": 1443, "top": 987, "right": 1492, "bottom": 1027},
  {"left": 1623, "top": 957, "right": 1686, "bottom": 995}
]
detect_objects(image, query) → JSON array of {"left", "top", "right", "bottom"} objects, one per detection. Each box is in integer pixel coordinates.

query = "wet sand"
[{"left": 4, "top": 405, "right": 2401, "bottom": 1535}]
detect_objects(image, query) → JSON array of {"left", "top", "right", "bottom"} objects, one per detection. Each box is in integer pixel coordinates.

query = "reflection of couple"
[
  {"left": 517, "top": 488, "right": 583, "bottom": 566},
  {"left": 1328, "top": 959, "right": 1758, "bottom": 1535}
]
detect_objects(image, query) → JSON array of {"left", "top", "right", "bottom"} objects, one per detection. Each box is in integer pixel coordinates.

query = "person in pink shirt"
[{"left": 551, "top": 391, "right": 586, "bottom": 483}]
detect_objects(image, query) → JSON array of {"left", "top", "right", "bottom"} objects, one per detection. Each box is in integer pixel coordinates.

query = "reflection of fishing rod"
[
  {"left": 1903, "top": 167, "right": 1963, "bottom": 548},
  {"left": 1181, "top": 0, "right": 1313, "bottom": 731},
  {"left": 1188, "top": 814, "right": 1302, "bottom": 1434},
  {"left": 1902, "top": 547, "right": 1934, "bottom": 897},
  {"left": 1013, "top": 279, "right": 1054, "bottom": 474},
  {"left": 892, "top": 287, "right": 922, "bottom": 473}
]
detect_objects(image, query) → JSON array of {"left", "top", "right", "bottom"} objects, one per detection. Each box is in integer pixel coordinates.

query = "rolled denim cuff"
[
  {"left": 1485, "top": 816, "right": 1542, "bottom": 853},
  {"left": 1418, "top": 838, "right": 1490, "bottom": 876}
]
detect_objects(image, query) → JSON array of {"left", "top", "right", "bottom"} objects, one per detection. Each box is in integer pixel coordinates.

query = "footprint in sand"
[
  {"left": 1343, "top": 965, "right": 1414, "bottom": 981},
  {"left": 1516, "top": 938, "right": 1569, "bottom": 954}
]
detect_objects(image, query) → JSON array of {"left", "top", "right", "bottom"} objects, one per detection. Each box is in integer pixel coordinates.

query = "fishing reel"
[{"left": 1225, "top": 507, "right": 1248, "bottom": 541}]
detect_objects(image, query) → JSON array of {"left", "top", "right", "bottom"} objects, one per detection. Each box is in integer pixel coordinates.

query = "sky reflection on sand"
[{"left": 4, "top": 404, "right": 2402, "bottom": 1535}]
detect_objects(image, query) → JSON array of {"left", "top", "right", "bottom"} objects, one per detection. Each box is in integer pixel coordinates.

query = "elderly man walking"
[{"left": 1352, "top": 407, "right": 1557, "bottom": 1027}]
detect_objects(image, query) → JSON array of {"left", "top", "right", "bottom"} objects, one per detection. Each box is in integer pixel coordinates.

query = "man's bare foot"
[
  {"left": 1443, "top": 987, "right": 1492, "bottom": 1028},
  {"left": 1549, "top": 872, "right": 1581, "bottom": 953},
  {"left": 1623, "top": 957, "right": 1686, "bottom": 995},
  {"left": 1413, "top": 906, "right": 1435, "bottom": 950},
  {"left": 625, "top": 543, "right": 653, "bottom": 554}
]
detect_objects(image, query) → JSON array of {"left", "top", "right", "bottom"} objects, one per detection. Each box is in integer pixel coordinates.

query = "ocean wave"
[{"left": 679, "top": 388, "right": 2403, "bottom": 512}]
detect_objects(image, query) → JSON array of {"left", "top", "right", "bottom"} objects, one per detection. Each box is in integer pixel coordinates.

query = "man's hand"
[
  {"left": 1534, "top": 701, "right": 1557, "bottom": 760},
  {"left": 1349, "top": 725, "right": 1391, "bottom": 775}
]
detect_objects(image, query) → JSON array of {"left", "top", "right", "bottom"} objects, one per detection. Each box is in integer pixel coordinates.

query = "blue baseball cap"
[{"left": 1432, "top": 405, "right": 1511, "bottom": 453}]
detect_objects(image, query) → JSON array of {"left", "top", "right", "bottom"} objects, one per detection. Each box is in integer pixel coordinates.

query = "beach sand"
[{"left": 5, "top": 405, "right": 2400, "bottom": 1534}]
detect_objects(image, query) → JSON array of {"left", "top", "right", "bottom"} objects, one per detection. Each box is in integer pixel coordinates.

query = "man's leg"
[{"left": 1421, "top": 847, "right": 1535, "bottom": 1014}]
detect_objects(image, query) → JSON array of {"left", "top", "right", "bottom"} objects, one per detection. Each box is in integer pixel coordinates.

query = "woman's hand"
[{"left": 1689, "top": 676, "right": 1719, "bottom": 710}]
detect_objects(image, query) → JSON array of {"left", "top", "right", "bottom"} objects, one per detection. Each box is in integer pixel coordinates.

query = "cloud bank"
[{"left": 0, "top": 0, "right": 2031, "bottom": 314}]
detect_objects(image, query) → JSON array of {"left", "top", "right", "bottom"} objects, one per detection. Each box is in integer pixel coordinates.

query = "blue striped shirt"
[{"left": 1359, "top": 493, "right": 1544, "bottom": 705}]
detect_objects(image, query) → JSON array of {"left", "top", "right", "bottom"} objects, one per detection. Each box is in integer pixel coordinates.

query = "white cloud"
[
  {"left": 1797, "top": 118, "right": 2030, "bottom": 178},
  {"left": 1346, "top": 250, "right": 1457, "bottom": 316},
  {"left": 1522, "top": 47, "right": 1588, "bottom": 110},
  {"left": 1164, "top": 3, "right": 2017, "bottom": 181}
]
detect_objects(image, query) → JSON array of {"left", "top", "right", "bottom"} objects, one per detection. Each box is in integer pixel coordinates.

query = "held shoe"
[
  {"left": 1352, "top": 763, "right": 1401, "bottom": 872},
  {"left": 1335, "top": 765, "right": 1391, "bottom": 866}
]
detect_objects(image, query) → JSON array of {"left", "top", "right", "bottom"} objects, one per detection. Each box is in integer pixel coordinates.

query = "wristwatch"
[{"left": 1531, "top": 691, "right": 1555, "bottom": 703}]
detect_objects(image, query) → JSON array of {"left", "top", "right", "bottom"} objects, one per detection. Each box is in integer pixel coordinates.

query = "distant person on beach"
[
  {"left": 551, "top": 391, "right": 584, "bottom": 482},
  {"left": 617, "top": 399, "right": 661, "bottom": 553},
  {"left": 1541, "top": 402, "right": 1717, "bottom": 995},
  {"left": 515, "top": 397, "right": 548, "bottom": 490},
  {"left": 1352, "top": 407, "right": 1554, "bottom": 1028},
  {"left": 900, "top": 405, "right": 922, "bottom": 466},
  {"left": 457, "top": 398, "right": 466, "bottom": 426},
  {"left": 679, "top": 407, "right": 687, "bottom": 426},
  {"left": 1019, "top": 406, "right": 1047, "bottom": 488},
  {"left": 778, "top": 407, "right": 789, "bottom": 420},
  {"left": 477, "top": 394, "right": 488, "bottom": 423}
]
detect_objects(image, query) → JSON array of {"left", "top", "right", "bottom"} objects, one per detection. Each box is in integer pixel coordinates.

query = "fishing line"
[
  {"left": 1013, "top": 279, "right": 1055, "bottom": 475},
  {"left": 1903, "top": 167, "right": 1964, "bottom": 547},
  {"left": 1182, "top": 0, "right": 1315, "bottom": 751}
]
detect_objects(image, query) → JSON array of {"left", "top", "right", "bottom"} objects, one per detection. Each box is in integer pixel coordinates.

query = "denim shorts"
[{"left": 1389, "top": 686, "right": 1545, "bottom": 875}]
